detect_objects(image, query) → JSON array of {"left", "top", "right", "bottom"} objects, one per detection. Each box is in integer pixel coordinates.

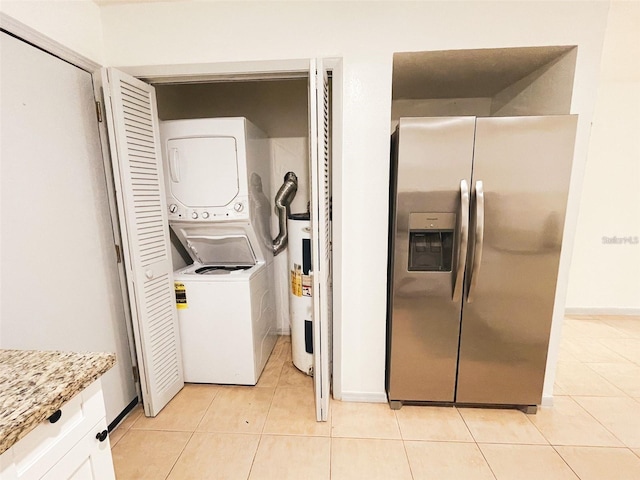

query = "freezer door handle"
[
  {"left": 453, "top": 179, "right": 470, "bottom": 301},
  {"left": 467, "top": 180, "right": 484, "bottom": 302}
]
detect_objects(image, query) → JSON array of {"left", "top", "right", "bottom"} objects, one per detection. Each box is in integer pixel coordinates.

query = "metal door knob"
[{"left": 96, "top": 430, "right": 108, "bottom": 442}]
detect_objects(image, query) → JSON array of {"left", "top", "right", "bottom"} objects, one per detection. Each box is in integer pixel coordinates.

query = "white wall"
[
  {"left": 271, "top": 137, "right": 310, "bottom": 334},
  {"left": 491, "top": 48, "right": 577, "bottom": 116},
  {"left": 98, "top": 0, "right": 610, "bottom": 402},
  {"left": 0, "top": 0, "right": 104, "bottom": 64},
  {"left": 0, "top": 31, "right": 135, "bottom": 423},
  {"left": 566, "top": 0, "right": 640, "bottom": 315}
]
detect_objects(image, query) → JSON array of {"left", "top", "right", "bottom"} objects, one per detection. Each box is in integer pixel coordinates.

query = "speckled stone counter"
[{"left": 0, "top": 350, "right": 115, "bottom": 455}]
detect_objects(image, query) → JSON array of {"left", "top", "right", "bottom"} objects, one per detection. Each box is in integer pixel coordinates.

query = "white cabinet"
[
  {"left": 40, "top": 420, "right": 113, "bottom": 480},
  {"left": 0, "top": 380, "right": 115, "bottom": 480}
]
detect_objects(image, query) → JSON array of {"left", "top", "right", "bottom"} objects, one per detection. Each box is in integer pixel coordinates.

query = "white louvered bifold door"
[
  {"left": 101, "top": 68, "right": 183, "bottom": 417},
  {"left": 309, "top": 59, "right": 332, "bottom": 422}
]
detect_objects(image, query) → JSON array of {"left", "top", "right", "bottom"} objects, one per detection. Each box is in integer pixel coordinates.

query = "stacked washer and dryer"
[{"left": 160, "top": 117, "right": 279, "bottom": 385}]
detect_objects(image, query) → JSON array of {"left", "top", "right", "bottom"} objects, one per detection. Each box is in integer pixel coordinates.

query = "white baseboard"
[
  {"left": 339, "top": 391, "right": 388, "bottom": 403},
  {"left": 276, "top": 327, "right": 291, "bottom": 335},
  {"left": 565, "top": 307, "right": 640, "bottom": 316},
  {"left": 541, "top": 395, "right": 554, "bottom": 407}
]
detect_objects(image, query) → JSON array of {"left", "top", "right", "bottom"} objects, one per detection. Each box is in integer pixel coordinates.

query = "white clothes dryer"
[{"left": 174, "top": 260, "right": 277, "bottom": 385}]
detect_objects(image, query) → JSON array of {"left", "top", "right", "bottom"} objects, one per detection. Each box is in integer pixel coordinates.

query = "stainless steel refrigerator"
[{"left": 386, "top": 116, "right": 577, "bottom": 410}]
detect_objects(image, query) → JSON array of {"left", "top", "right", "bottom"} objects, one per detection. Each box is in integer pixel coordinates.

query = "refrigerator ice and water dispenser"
[{"left": 408, "top": 212, "right": 455, "bottom": 272}]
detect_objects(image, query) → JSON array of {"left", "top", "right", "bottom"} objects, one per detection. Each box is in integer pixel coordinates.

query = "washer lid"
[{"left": 184, "top": 234, "right": 256, "bottom": 266}]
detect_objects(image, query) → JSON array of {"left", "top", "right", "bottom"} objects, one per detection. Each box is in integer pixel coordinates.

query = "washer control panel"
[{"left": 167, "top": 197, "right": 249, "bottom": 222}]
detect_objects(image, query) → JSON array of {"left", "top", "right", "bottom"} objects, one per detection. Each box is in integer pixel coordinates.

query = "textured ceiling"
[{"left": 393, "top": 46, "right": 575, "bottom": 99}]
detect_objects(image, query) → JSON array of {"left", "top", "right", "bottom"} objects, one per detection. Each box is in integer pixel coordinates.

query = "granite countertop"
[{"left": 0, "top": 350, "right": 115, "bottom": 455}]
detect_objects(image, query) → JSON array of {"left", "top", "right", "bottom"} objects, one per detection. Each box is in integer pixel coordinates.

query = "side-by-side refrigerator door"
[
  {"left": 387, "top": 117, "right": 475, "bottom": 403},
  {"left": 456, "top": 115, "right": 577, "bottom": 406}
]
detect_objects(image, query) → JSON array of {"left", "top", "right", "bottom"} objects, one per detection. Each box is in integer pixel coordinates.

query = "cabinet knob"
[
  {"left": 48, "top": 410, "right": 62, "bottom": 424},
  {"left": 96, "top": 430, "right": 109, "bottom": 442}
]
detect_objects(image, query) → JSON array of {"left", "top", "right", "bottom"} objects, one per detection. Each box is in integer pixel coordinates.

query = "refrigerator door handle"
[
  {"left": 452, "top": 179, "right": 470, "bottom": 301},
  {"left": 467, "top": 180, "right": 484, "bottom": 302}
]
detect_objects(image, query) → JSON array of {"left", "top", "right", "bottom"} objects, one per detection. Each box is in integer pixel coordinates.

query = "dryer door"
[{"left": 166, "top": 136, "right": 240, "bottom": 208}]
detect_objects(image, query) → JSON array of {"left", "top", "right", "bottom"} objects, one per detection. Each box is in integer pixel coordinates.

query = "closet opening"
[{"left": 103, "top": 60, "right": 336, "bottom": 421}]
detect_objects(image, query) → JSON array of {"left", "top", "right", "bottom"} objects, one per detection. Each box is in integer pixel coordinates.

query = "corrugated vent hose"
[{"left": 272, "top": 172, "right": 298, "bottom": 255}]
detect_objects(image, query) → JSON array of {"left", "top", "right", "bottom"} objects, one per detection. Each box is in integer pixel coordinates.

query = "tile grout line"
[
  {"left": 598, "top": 318, "right": 639, "bottom": 339},
  {"left": 579, "top": 362, "right": 633, "bottom": 397},
  {"left": 396, "top": 409, "right": 417, "bottom": 480},
  {"left": 456, "top": 407, "right": 479, "bottom": 443},
  {"left": 261, "top": 353, "right": 286, "bottom": 436},
  {"left": 329, "top": 435, "right": 334, "bottom": 480},
  {"left": 472, "top": 442, "right": 499, "bottom": 480},
  {"left": 567, "top": 393, "right": 631, "bottom": 447},
  {"left": 109, "top": 404, "right": 143, "bottom": 449},
  {"left": 549, "top": 443, "right": 583, "bottom": 480},
  {"left": 239, "top": 335, "right": 286, "bottom": 479},
  {"left": 562, "top": 317, "right": 640, "bottom": 450},
  {"left": 595, "top": 337, "right": 640, "bottom": 366},
  {"left": 246, "top": 432, "right": 265, "bottom": 480},
  {"left": 456, "top": 408, "right": 499, "bottom": 480},
  {"left": 163, "top": 430, "right": 195, "bottom": 480},
  {"left": 522, "top": 404, "right": 552, "bottom": 446},
  {"left": 580, "top": 362, "right": 637, "bottom": 399},
  {"left": 192, "top": 385, "right": 222, "bottom": 433},
  {"left": 392, "top": 409, "right": 414, "bottom": 479}
]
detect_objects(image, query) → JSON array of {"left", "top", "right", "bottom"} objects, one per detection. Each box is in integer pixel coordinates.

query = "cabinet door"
[
  {"left": 41, "top": 420, "right": 115, "bottom": 480},
  {"left": 9, "top": 381, "right": 105, "bottom": 480},
  {"left": 102, "top": 68, "right": 184, "bottom": 417}
]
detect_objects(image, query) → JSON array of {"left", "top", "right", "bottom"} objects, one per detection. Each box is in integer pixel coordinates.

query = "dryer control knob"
[
  {"left": 169, "top": 204, "right": 178, "bottom": 214},
  {"left": 202, "top": 211, "right": 210, "bottom": 219},
  {"left": 234, "top": 202, "right": 244, "bottom": 212},
  {"left": 191, "top": 212, "right": 199, "bottom": 219}
]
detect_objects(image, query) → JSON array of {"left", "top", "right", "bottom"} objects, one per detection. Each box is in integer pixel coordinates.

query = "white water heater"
[{"left": 287, "top": 213, "right": 314, "bottom": 375}]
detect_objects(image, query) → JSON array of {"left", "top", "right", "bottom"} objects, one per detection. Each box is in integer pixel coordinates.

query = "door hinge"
[
  {"left": 132, "top": 365, "right": 140, "bottom": 383},
  {"left": 96, "top": 101, "right": 103, "bottom": 123},
  {"left": 115, "top": 244, "right": 122, "bottom": 264}
]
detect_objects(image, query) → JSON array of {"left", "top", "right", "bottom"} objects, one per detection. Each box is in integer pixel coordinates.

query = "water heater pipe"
[{"left": 272, "top": 172, "right": 298, "bottom": 255}]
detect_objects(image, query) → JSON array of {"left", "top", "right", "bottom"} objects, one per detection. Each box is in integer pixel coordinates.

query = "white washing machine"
[
  {"left": 174, "top": 259, "right": 277, "bottom": 385},
  {"left": 160, "top": 117, "right": 277, "bottom": 385}
]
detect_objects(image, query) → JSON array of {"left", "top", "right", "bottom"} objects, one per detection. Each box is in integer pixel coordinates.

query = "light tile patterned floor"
[{"left": 111, "top": 316, "right": 640, "bottom": 479}]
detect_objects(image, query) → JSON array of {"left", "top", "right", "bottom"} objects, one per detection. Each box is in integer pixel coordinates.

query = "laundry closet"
[{"left": 101, "top": 61, "right": 332, "bottom": 421}]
